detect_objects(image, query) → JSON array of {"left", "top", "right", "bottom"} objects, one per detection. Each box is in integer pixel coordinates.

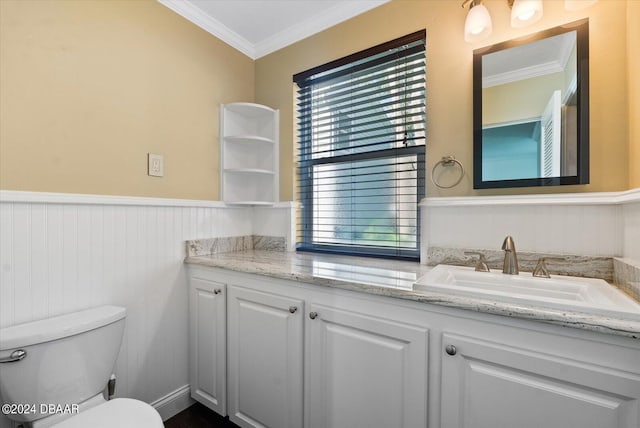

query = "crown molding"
[
  {"left": 254, "top": 1, "right": 389, "bottom": 59},
  {"left": 158, "top": 0, "right": 388, "bottom": 60},
  {"left": 158, "top": 0, "right": 256, "bottom": 58},
  {"left": 482, "top": 60, "right": 564, "bottom": 88},
  {"left": 557, "top": 31, "right": 576, "bottom": 70},
  {"left": 482, "top": 31, "right": 576, "bottom": 88}
]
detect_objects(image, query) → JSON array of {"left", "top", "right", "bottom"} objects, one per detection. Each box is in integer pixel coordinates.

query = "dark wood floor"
[{"left": 164, "top": 403, "right": 240, "bottom": 428}]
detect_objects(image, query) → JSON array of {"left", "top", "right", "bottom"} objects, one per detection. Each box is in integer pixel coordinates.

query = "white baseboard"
[{"left": 150, "top": 384, "right": 195, "bottom": 421}]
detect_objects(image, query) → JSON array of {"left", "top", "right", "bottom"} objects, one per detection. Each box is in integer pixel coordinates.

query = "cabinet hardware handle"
[
  {"left": 309, "top": 311, "right": 318, "bottom": 320},
  {"left": 445, "top": 345, "right": 457, "bottom": 356},
  {"left": 289, "top": 306, "right": 298, "bottom": 314},
  {"left": 214, "top": 289, "right": 222, "bottom": 295},
  {"left": 0, "top": 349, "right": 27, "bottom": 363}
]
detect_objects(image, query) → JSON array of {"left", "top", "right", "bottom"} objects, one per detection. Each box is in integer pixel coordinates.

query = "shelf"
[
  {"left": 224, "top": 168, "right": 275, "bottom": 175},
  {"left": 221, "top": 103, "right": 279, "bottom": 205},
  {"left": 224, "top": 135, "right": 275, "bottom": 145},
  {"left": 224, "top": 102, "right": 276, "bottom": 118}
]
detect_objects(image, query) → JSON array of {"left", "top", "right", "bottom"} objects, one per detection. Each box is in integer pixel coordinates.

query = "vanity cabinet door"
[
  {"left": 305, "top": 303, "right": 429, "bottom": 428},
  {"left": 189, "top": 274, "right": 227, "bottom": 415},
  {"left": 440, "top": 333, "right": 640, "bottom": 428},
  {"left": 227, "top": 285, "right": 304, "bottom": 428}
]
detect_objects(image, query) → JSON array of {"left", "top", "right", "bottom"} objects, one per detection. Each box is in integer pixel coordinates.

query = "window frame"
[{"left": 294, "top": 30, "right": 426, "bottom": 260}]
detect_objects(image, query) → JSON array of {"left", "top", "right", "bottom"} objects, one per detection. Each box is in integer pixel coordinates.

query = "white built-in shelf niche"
[{"left": 220, "top": 103, "right": 279, "bottom": 205}]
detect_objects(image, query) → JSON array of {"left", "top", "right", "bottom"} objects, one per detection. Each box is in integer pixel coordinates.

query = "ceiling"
[{"left": 158, "top": 0, "right": 389, "bottom": 59}]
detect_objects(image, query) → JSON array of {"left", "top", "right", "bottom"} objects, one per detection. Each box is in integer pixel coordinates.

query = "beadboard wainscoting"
[
  {"left": 420, "top": 189, "right": 640, "bottom": 264},
  {"left": 253, "top": 203, "right": 296, "bottom": 251},
  {"left": 623, "top": 200, "right": 640, "bottom": 261},
  {"left": 0, "top": 191, "right": 293, "bottom": 428}
]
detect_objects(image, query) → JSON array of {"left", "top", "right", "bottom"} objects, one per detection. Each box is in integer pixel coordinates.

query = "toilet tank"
[{"left": 0, "top": 306, "right": 126, "bottom": 424}]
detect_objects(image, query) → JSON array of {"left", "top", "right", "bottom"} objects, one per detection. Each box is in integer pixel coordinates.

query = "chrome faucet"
[{"left": 501, "top": 235, "right": 519, "bottom": 275}]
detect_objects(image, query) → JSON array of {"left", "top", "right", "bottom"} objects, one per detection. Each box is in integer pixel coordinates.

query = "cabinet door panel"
[
  {"left": 441, "top": 333, "right": 640, "bottom": 428},
  {"left": 189, "top": 276, "right": 226, "bottom": 415},
  {"left": 228, "top": 285, "right": 303, "bottom": 428},
  {"left": 306, "top": 304, "right": 429, "bottom": 428}
]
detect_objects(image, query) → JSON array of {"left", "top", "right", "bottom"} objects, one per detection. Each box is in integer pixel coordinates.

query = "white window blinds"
[{"left": 294, "top": 30, "right": 426, "bottom": 259}]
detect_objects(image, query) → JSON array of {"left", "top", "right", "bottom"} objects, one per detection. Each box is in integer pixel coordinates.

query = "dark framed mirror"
[{"left": 473, "top": 19, "right": 589, "bottom": 189}]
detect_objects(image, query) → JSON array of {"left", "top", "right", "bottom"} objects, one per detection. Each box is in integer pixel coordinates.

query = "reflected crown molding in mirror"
[
  {"left": 472, "top": 19, "right": 589, "bottom": 190},
  {"left": 481, "top": 31, "right": 575, "bottom": 88}
]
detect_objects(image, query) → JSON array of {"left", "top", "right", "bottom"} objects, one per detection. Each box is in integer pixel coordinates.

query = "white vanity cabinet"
[
  {"left": 227, "top": 285, "right": 304, "bottom": 428},
  {"left": 187, "top": 266, "right": 640, "bottom": 428},
  {"left": 188, "top": 268, "right": 227, "bottom": 415},
  {"left": 219, "top": 271, "right": 429, "bottom": 428},
  {"left": 305, "top": 303, "right": 429, "bottom": 428},
  {"left": 439, "top": 331, "right": 640, "bottom": 428}
]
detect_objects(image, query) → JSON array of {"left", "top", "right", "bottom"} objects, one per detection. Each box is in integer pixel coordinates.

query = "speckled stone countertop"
[{"left": 185, "top": 251, "right": 640, "bottom": 339}]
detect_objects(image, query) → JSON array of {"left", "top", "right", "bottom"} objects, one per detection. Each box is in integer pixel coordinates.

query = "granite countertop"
[{"left": 185, "top": 250, "right": 640, "bottom": 339}]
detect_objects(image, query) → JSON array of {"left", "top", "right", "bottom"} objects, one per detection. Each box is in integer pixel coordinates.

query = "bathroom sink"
[{"left": 414, "top": 265, "right": 640, "bottom": 320}]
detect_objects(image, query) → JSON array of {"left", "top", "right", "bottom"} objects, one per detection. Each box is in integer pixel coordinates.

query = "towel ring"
[{"left": 431, "top": 156, "right": 464, "bottom": 189}]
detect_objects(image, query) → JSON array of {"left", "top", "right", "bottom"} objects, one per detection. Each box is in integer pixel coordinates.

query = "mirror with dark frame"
[{"left": 473, "top": 19, "right": 589, "bottom": 189}]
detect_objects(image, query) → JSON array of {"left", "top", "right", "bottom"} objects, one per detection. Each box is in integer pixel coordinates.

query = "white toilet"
[{"left": 0, "top": 306, "right": 163, "bottom": 427}]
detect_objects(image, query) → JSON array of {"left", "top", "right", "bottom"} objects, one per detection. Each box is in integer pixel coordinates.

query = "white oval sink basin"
[{"left": 414, "top": 265, "right": 640, "bottom": 320}]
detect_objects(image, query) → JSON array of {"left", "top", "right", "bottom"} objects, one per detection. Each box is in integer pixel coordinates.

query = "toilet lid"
[{"left": 52, "top": 398, "right": 163, "bottom": 428}]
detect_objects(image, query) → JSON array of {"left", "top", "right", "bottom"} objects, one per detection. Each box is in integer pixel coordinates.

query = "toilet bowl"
[
  {"left": 49, "top": 398, "right": 162, "bottom": 428},
  {"left": 0, "top": 306, "right": 163, "bottom": 427}
]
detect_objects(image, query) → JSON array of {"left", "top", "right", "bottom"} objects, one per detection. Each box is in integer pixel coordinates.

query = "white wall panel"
[
  {"left": 0, "top": 192, "right": 268, "bottom": 428},
  {"left": 0, "top": 189, "right": 635, "bottom": 427},
  {"left": 421, "top": 191, "right": 639, "bottom": 258},
  {"left": 253, "top": 202, "right": 296, "bottom": 250},
  {"left": 623, "top": 201, "right": 640, "bottom": 260},
  {"left": 218, "top": 206, "right": 253, "bottom": 236}
]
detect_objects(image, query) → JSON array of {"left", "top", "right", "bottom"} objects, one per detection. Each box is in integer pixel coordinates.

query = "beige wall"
[
  {"left": 256, "top": 0, "right": 631, "bottom": 199},
  {"left": 629, "top": 0, "right": 640, "bottom": 188},
  {"left": 0, "top": 0, "right": 254, "bottom": 200},
  {"left": 482, "top": 72, "right": 565, "bottom": 126},
  {"left": 2, "top": 0, "right": 634, "bottom": 200}
]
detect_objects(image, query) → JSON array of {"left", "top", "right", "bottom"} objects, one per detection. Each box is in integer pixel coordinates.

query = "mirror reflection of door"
[
  {"left": 562, "top": 84, "right": 578, "bottom": 176},
  {"left": 541, "top": 90, "right": 561, "bottom": 177}
]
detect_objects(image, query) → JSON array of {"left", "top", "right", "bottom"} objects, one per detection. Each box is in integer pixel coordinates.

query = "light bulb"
[
  {"left": 465, "top": 3, "right": 493, "bottom": 43},
  {"left": 511, "top": 0, "right": 543, "bottom": 28},
  {"left": 516, "top": 10, "right": 535, "bottom": 21}
]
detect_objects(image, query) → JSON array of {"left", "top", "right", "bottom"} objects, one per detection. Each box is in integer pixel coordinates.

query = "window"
[{"left": 294, "top": 31, "right": 426, "bottom": 259}]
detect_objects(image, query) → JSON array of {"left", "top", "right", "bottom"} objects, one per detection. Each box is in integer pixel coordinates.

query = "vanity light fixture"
[
  {"left": 462, "top": 0, "right": 493, "bottom": 43},
  {"left": 463, "top": 0, "right": 563, "bottom": 43},
  {"left": 510, "top": 0, "right": 543, "bottom": 28},
  {"left": 463, "top": 0, "right": 597, "bottom": 44}
]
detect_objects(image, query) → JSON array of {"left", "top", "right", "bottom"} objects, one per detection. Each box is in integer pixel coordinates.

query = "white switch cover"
[{"left": 148, "top": 153, "right": 164, "bottom": 177}]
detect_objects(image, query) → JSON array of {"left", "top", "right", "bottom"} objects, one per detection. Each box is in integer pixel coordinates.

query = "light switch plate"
[{"left": 148, "top": 153, "right": 164, "bottom": 177}]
